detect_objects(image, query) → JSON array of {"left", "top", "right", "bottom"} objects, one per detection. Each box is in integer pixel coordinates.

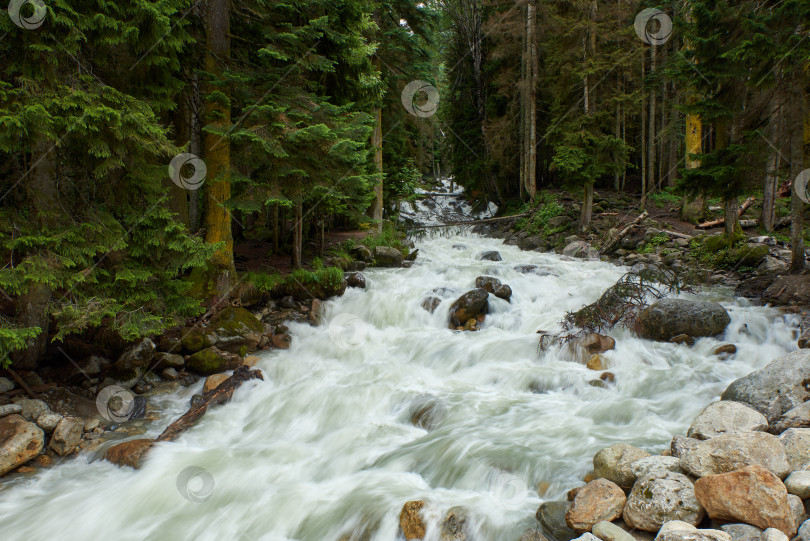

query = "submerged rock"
[
  {"left": 476, "top": 250, "right": 502, "bottom": 262},
  {"left": 638, "top": 299, "right": 731, "bottom": 341},
  {"left": 475, "top": 276, "right": 512, "bottom": 300},
  {"left": 563, "top": 241, "right": 599, "bottom": 260},
  {"left": 421, "top": 296, "right": 441, "bottom": 313},
  {"left": 400, "top": 501, "right": 426, "bottom": 540},
  {"left": 104, "top": 438, "right": 154, "bottom": 469},
  {"left": 346, "top": 272, "right": 366, "bottom": 289},
  {"left": 537, "top": 501, "right": 578, "bottom": 541}
]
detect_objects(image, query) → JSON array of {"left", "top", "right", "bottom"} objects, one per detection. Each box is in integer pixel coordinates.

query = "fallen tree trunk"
[
  {"left": 697, "top": 196, "right": 756, "bottom": 229},
  {"left": 157, "top": 365, "right": 263, "bottom": 442},
  {"left": 105, "top": 364, "right": 263, "bottom": 468},
  {"left": 404, "top": 213, "right": 529, "bottom": 229},
  {"left": 600, "top": 211, "right": 648, "bottom": 254}
]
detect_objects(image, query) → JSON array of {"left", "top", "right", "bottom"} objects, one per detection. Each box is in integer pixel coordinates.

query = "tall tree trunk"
[
  {"left": 790, "top": 69, "right": 806, "bottom": 272},
  {"left": 15, "top": 139, "right": 57, "bottom": 369},
  {"left": 641, "top": 58, "right": 647, "bottom": 210},
  {"left": 203, "top": 0, "right": 235, "bottom": 294},
  {"left": 668, "top": 81, "right": 679, "bottom": 188},
  {"left": 762, "top": 88, "right": 783, "bottom": 232},
  {"left": 189, "top": 71, "right": 202, "bottom": 234},
  {"left": 519, "top": 4, "right": 527, "bottom": 201},
  {"left": 526, "top": 1, "right": 538, "bottom": 201},
  {"left": 579, "top": 0, "right": 597, "bottom": 232},
  {"left": 292, "top": 200, "right": 303, "bottom": 269},
  {"left": 648, "top": 43, "right": 657, "bottom": 195},
  {"left": 368, "top": 106, "right": 384, "bottom": 231}
]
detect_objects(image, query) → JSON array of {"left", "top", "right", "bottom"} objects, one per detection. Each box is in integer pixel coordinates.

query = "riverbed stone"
[
  {"left": 537, "top": 501, "right": 578, "bottom": 541},
  {"left": 35, "top": 411, "right": 62, "bottom": 433},
  {"left": 788, "top": 495, "right": 806, "bottom": 533},
  {"left": 694, "top": 465, "right": 794, "bottom": 536},
  {"left": 15, "top": 398, "right": 50, "bottom": 422},
  {"left": 346, "top": 272, "right": 366, "bottom": 289},
  {"left": 49, "top": 416, "right": 84, "bottom": 456},
  {"left": 779, "top": 428, "right": 810, "bottom": 471},
  {"left": 152, "top": 352, "right": 185, "bottom": 370},
  {"left": 630, "top": 456, "right": 683, "bottom": 478},
  {"left": 638, "top": 299, "right": 731, "bottom": 341},
  {"left": 474, "top": 276, "right": 511, "bottom": 300},
  {"left": 800, "top": 521, "right": 810, "bottom": 541},
  {"left": 104, "top": 438, "right": 154, "bottom": 468},
  {"left": 718, "top": 524, "right": 762, "bottom": 541},
  {"left": 678, "top": 431, "right": 790, "bottom": 479},
  {"left": 671, "top": 436, "right": 701, "bottom": 458},
  {"left": 0, "top": 414, "right": 44, "bottom": 476},
  {"left": 448, "top": 288, "right": 489, "bottom": 328},
  {"left": 785, "top": 471, "right": 810, "bottom": 498},
  {"left": 623, "top": 471, "right": 704, "bottom": 532},
  {"left": 565, "top": 479, "right": 626, "bottom": 532},
  {"left": 0, "top": 404, "right": 22, "bottom": 418},
  {"left": 721, "top": 350, "right": 810, "bottom": 424},
  {"left": 761, "top": 529, "right": 788, "bottom": 541},
  {"left": 655, "top": 522, "right": 730, "bottom": 541},
  {"left": 592, "top": 521, "right": 635, "bottom": 541},
  {"left": 0, "top": 377, "right": 13, "bottom": 393},
  {"left": 770, "top": 402, "right": 810, "bottom": 434},
  {"left": 687, "top": 401, "right": 768, "bottom": 440},
  {"left": 520, "top": 529, "right": 551, "bottom": 541},
  {"left": 186, "top": 346, "right": 242, "bottom": 375},
  {"left": 210, "top": 306, "right": 264, "bottom": 354},
  {"left": 593, "top": 443, "right": 650, "bottom": 488}
]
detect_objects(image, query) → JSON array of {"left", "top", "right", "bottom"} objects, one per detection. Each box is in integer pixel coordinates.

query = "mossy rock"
[
  {"left": 186, "top": 347, "right": 242, "bottom": 375},
  {"left": 704, "top": 235, "right": 729, "bottom": 253},
  {"left": 727, "top": 244, "right": 770, "bottom": 267},
  {"left": 180, "top": 328, "right": 215, "bottom": 353},
  {"left": 209, "top": 306, "right": 264, "bottom": 337}
]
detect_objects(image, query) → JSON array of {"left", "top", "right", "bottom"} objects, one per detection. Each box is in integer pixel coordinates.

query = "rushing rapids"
[{"left": 0, "top": 186, "right": 800, "bottom": 540}]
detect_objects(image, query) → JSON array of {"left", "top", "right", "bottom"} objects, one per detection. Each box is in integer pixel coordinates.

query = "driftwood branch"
[
  {"left": 697, "top": 197, "right": 756, "bottom": 229},
  {"left": 600, "top": 212, "right": 648, "bottom": 254},
  {"left": 4, "top": 368, "right": 37, "bottom": 398},
  {"left": 157, "top": 365, "right": 264, "bottom": 442}
]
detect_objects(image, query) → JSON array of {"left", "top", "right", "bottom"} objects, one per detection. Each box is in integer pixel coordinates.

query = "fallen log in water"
[{"left": 104, "top": 365, "right": 263, "bottom": 467}]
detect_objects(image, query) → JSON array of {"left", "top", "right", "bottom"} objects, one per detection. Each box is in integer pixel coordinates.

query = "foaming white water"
[{"left": 0, "top": 233, "right": 798, "bottom": 541}]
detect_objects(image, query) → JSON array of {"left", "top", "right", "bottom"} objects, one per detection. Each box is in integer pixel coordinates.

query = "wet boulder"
[
  {"left": 104, "top": 438, "right": 154, "bottom": 469},
  {"left": 476, "top": 250, "right": 502, "bottom": 262},
  {"left": 346, "top": 272, "right": 366, "bottom": 289},
  {"left": 537, "top": 501, "right": 578, "bottom": 541},
  {"left": 373, "top": 246, "right": 403, "bottom": 267},
  {"left": 593, "top": 443, "right": 650, "bottom": 488},
  {"left": 722, "top": 350, "right": 810, "bottom": 424},
  {"left": 475, "top": 276, "right": 512, "bottom": 300},
  {"left": 109, "top": 338, "right": 156, "bottom": 382},
  {"left": 351, "top": 245, "right": 373, "bottom": 263},
  {"left": 49, "top": 416, "right": 84, "bottom": 456},
  {"left": 400, "top": 501, "right": 426, "bottom": 540},
  {"left": 563, "top": 241, "right": 599, "bottom": 260},
  {"left": 448, "top": 289, "right": 489, "bottom": 328},
  {"left": 565, "top": 478, "right": 626, "bottom": 532},
  {"left": 0, "top": 414, "right": 44, "bottom": 476},
  {"left": 638, "top": 299, "right": 731, "bottom": 341}
]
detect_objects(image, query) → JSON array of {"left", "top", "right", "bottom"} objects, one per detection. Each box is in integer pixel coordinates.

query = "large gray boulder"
[
  {"left": 687, "top": 401, "right": 768, "bottom": 440},
  {"left": 656, "top": 522, "right": 730, "bottom": 541},
  {"left": 373, "top": 246, "right": 403, "bottom": 267},
  {"left": 0, "top": 414, "right": 44, "bottom": 475},
  {"left": 623, "top": 471, "right": 705, "bottom": 532},
  {"left": 639, "top": 299, "right": 731, "bottom": 341},
  {"left": 770, "top": 402, "right": 810, "bottom": 434},
  {"left": 678, "top": 431, "right": 790, "bottom": 479},
  {"left": 536, "top": 501, "right": 578, "bottom": 541},
  {"left": 722, "top": 350, "right": 810, "bottom": 424}
]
